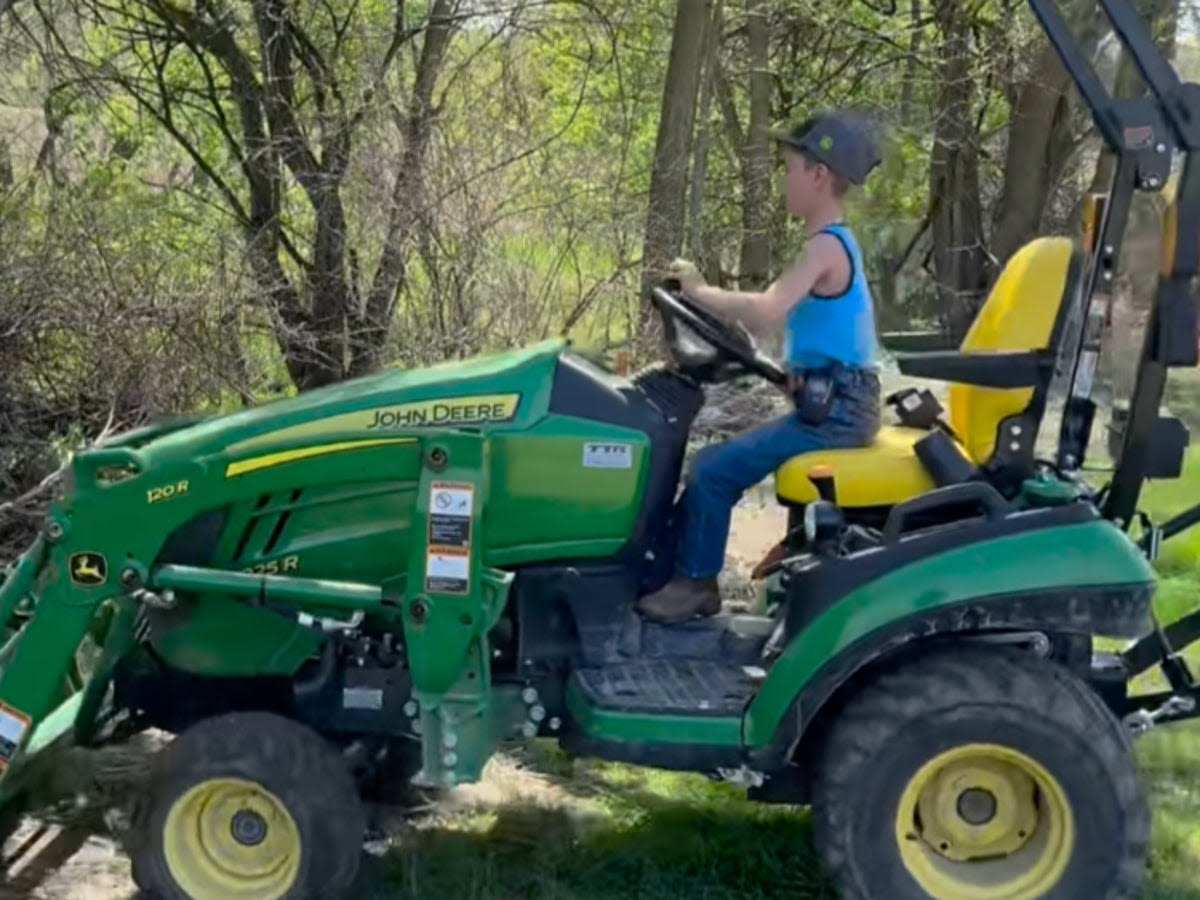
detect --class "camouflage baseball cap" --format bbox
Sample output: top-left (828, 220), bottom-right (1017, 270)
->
top-left (767, 111), bottom-right (882, 185)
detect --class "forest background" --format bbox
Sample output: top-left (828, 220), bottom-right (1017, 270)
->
top-left (6, 4), bottom-right (1200, 896)
top-left (0, 0), bottom-right (1195, 506)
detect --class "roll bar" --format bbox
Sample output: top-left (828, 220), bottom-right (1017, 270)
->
top-left (1027, 0), bottom-right (1198, 527)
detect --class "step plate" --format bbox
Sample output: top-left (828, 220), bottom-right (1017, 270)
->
top-left (571, 660), bottom-right (756, 717)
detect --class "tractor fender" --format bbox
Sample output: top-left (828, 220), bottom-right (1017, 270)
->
top-left (741, 517), bottom-right (1156, 767)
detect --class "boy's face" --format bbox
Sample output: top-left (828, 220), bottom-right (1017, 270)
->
top-left (781, 149), bottom-right (831, 217)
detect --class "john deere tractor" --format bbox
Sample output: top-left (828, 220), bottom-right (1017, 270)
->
top-left (2, 0), bottom-right (1200, 897)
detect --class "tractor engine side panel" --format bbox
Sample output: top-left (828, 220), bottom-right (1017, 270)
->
top-left (482, 354), bottom-right (702, 566)
top-left (129, 349), bottom-right (700, 682)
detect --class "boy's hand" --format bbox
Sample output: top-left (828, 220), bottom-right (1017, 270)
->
top-left (667, 258), bottom-right (706, 295)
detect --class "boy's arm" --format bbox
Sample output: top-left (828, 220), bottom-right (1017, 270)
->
top-left (678, 234), bottom-right (846, 334)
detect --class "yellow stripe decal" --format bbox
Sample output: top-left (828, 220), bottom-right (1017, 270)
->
top-left (225, 438), bottom-right (417, 478)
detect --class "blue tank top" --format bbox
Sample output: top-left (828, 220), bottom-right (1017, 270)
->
top-left (783, 223), bottom-right (879, 372)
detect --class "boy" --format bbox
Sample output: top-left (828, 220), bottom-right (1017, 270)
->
top-left (637, 111), bottom-right (884, 625)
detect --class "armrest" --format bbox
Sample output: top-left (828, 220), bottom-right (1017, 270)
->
top-left (879, 330), bottom-right (959, 353)
top-left (894, 349), bottom-right (1047, 388)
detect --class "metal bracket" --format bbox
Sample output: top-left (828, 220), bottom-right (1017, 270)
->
top-left (718, 765), bottom-right (766, 788)
top-left (1110, 98), bottom-right (1173, 190)
top-left (1147, 525), bottom-right (1163, 562)
top-left (297, 610), bottom-right (364, 633)
top-left (963, 631), bottom-right (1052, 657)
top-left (1123, 694), bottom-right (1195, 737)
top-left (131, 587), bottom-right (177, 610)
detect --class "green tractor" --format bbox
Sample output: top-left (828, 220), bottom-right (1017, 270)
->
top-left (1, 1), bottom-right (1198, 898)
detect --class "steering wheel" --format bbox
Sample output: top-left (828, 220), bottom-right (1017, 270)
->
top-left (650, 285), bottom-right (788, 386)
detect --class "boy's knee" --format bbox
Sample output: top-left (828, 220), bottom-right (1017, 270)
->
top-left (686, 442), bottom-right (742, 494)
top-left (686, 444), bottom-right (719, 487)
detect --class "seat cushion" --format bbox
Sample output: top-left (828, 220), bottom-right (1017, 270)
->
top-left (775, 426), bottom-right (962, 508)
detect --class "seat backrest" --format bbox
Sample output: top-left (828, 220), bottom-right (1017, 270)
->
top-left (948, 237), bottom-right (1079, 462)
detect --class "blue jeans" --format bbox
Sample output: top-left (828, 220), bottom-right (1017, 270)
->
top-left (664, 369), bottom-right (881, 580)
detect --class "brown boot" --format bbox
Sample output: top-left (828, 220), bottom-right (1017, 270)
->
top-left (636, 575), bottom-right (721, 624)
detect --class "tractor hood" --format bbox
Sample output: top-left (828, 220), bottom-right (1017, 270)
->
top-left (111, 339), bottom-right (569, 469)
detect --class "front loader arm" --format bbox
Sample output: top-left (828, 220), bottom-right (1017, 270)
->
top-left (0, 424), bottom-right (539, 807)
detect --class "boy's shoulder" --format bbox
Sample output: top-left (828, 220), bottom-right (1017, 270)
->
top-left (810, 221), bottom-right (863, 254)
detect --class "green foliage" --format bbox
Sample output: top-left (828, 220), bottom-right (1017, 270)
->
top-left (0, 0), bottom-right (1104, 400)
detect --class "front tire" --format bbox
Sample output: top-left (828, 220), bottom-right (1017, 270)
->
top-left (812, 644), bottom-right (1149, 900)
top-left (129, 711), bottom-right (366, 899)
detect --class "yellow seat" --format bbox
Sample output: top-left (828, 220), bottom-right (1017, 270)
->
top-left (776, 426), bottom-right (941, 508)
top-left (776, 236), bottom-right (1081, 508)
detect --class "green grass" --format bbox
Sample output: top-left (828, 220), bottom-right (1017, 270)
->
top-left (368, 447), bottom-right (1200, 898)
top-left (364, 745), bottom-right (834, 900)
top-left (1135, 723), bottom-right (1200, 899)
top-left (1126, 446), bottom-right (1200, 898)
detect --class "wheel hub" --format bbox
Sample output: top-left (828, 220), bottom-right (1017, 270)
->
top-left (956, 787), bottom-right (998, 826)
top-left (231, 809), bottom-right (268, 847)
top-left (914, 755), bottom-right (1038, 860)
top-left (162, 778), bottom-right (301, 900)
top-left (896, 743), bottom-right (1074, 900)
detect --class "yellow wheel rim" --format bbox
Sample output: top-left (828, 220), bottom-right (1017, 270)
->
top-left (162, 777), bottom-right (301, 900)
top-left (896, 743), bottom-right (1075, 900)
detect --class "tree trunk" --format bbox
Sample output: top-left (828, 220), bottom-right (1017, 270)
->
top-left (899, 0), bottom-right (924, 124)
top-left (349, 0), bottom-right (457, 377)
top-left (929, 0), bottom-right (991, 339)
top-left (991, 41), bottom-right (1077, 265)
top-left (637, 0), bottom-right (713, 359)
top-left (738, 0), bottom-right (772, 290)
top-left (686, 0), bottom-right (724, 275)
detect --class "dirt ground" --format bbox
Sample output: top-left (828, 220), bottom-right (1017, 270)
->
top-left (0, 499), bottom-right (791, 900)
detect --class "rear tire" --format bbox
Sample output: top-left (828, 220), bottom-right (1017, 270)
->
top-left (129, 711), bottom-right (365, 899)
top-left (812, 644), bottom-right (1149, 900)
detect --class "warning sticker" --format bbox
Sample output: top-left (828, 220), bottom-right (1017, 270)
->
top-left (583, 442), bottom-right (633, 469)
top-left (426, 548), bottom-right (470, 594)
top-left (0, 702), bottom-right (31, 771)
top-left (428, 481), bottom-right (474, 549)
top-left (426, 481), bottom-right (475, 594)
top-left (430, 515), bottom-right (470, 546)
top-left (431, 482), bottom-right (474, 517)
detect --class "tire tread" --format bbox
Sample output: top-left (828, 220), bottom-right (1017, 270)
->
top-left (129, 711), bottom-right (365, 899)
top-left (812, 644), bottom-right (1149, 900)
